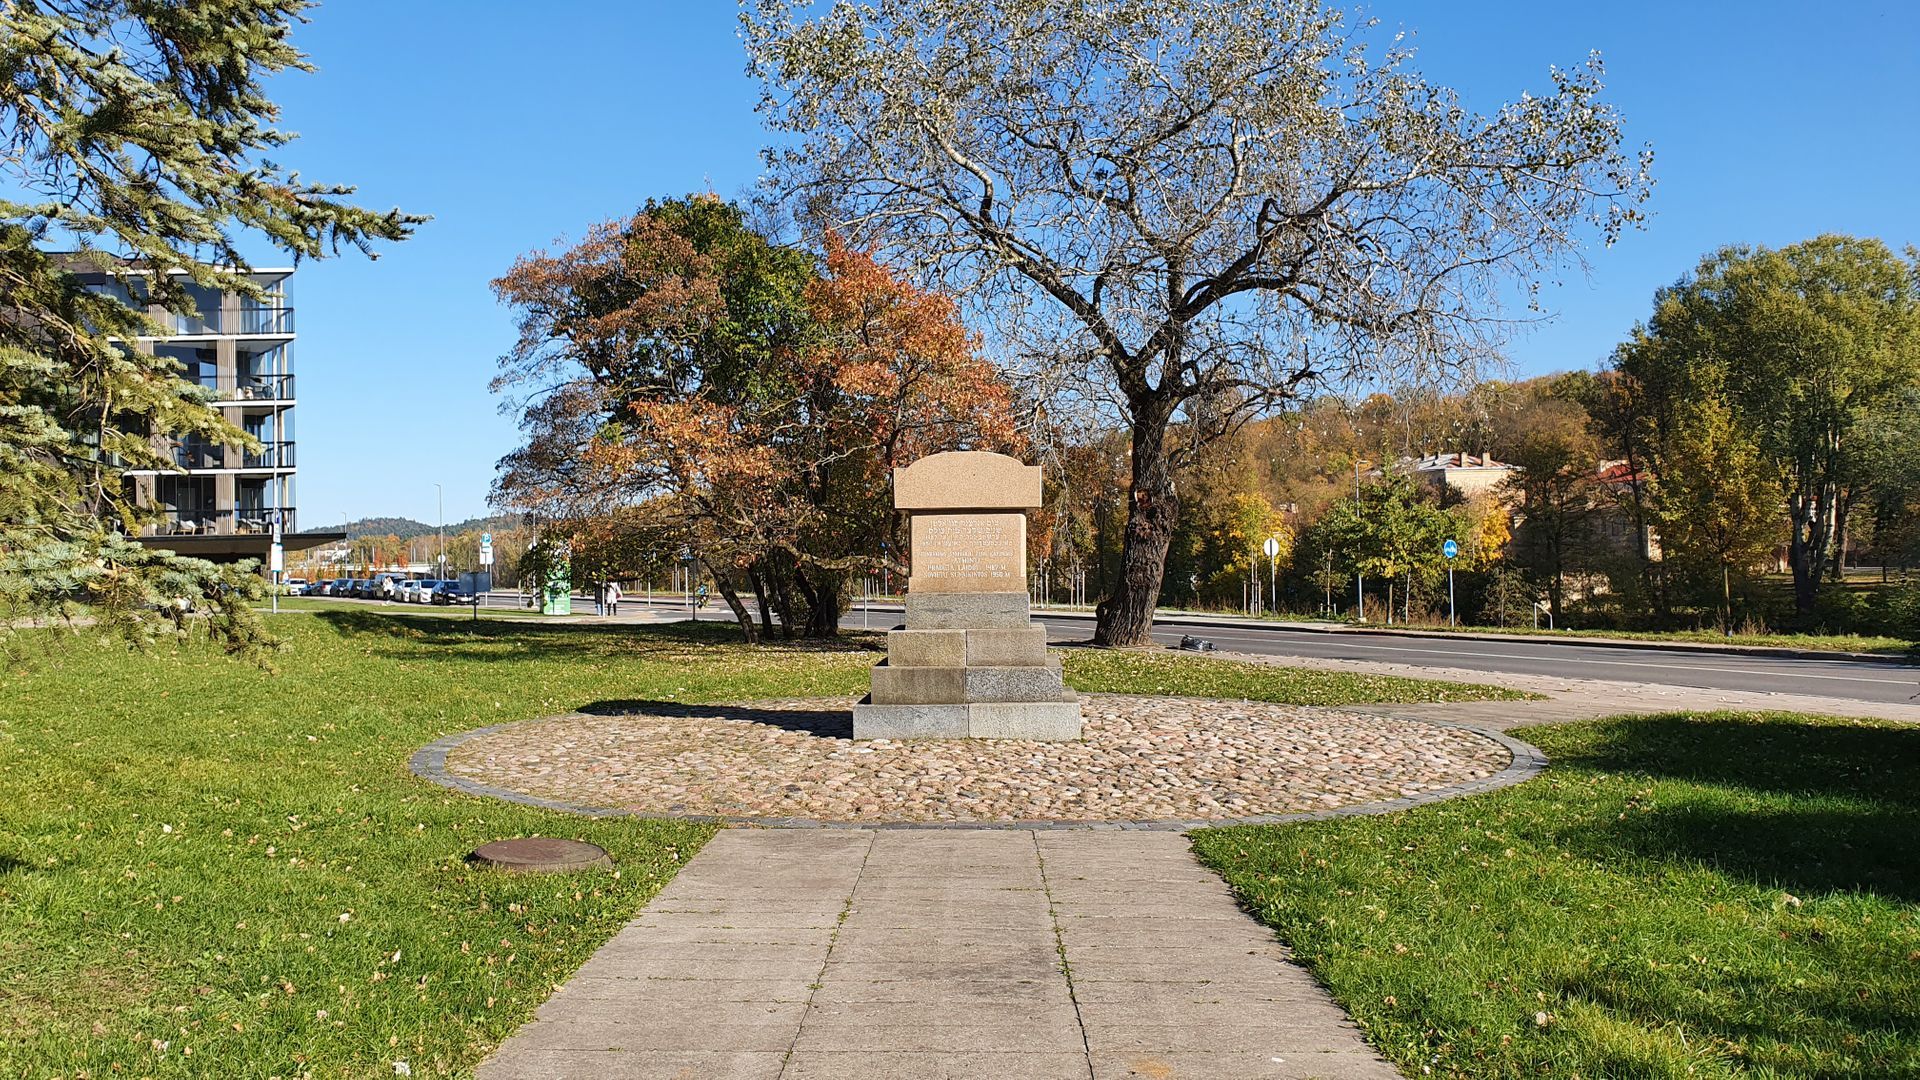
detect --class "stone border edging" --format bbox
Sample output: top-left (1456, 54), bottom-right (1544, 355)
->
top-left (407, 699), bottom-right (1548, 832)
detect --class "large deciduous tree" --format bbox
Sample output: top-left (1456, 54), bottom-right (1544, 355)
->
top-left (743, 0), bottom-right (1651, 645)
top-left (491, 197), bottom-right (1020, 640)
top-left (0, 0), bottom-right (417, 654)
top-left (1617, 236), bottom-right (1920, 613)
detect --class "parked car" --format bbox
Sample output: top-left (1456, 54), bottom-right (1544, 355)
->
top-left (344, 578), bottom-right (370, 598)
top-left (432, 580), bottom-right (475, 605)
top-left (280, 577), bottom-right (308, 595)
top-left (400, 579), bottom-right (437, 603)
top-left (326, 577), bottom-right (350, 596)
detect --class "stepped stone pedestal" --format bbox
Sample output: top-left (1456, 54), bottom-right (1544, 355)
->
top-left (852, 452), bottom-right (1082, 741)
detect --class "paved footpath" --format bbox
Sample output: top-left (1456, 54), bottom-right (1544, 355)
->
top-left (480, 829), bottom-right (1399, 1080)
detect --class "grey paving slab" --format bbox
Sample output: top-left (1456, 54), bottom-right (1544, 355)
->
top-left (516, 1017), bottom-right (802, 1053)
top-left (479, 827), bottom-right (1403, 1080)
top-left (479, 1046), bottom-right (788, 1080)
top-left (783, 1051), bottom-right (1092, 1079)
top-left (1092, 1050), bottom-right (1403, 1080)
top-left (540, 976), bottom-right (815, 1004)
top-left (1036, 830), bottom-right (1400, 1077)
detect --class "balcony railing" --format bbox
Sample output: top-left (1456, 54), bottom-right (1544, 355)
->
top-left (241, 441), bottom-right (296, 469)
top-left (160, 306), bottom-right (295, 336)
top-left (170, 443), bottom-right (224, 470)
top-left (162, 311), bottom-right (222, 336)
top-left (146, 507), bottom-right (295, 537)
top-left (235, 306), bottom-right (294, 335)
top-left (191, 372), bottom-right (294, 402)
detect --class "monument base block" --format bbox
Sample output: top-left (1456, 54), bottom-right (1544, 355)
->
top-left (852, 694), bottom-right (1083, 741)
top-left (904, 591), bottom-right (1032, 629)
top-left (869, 660), bottom-right (1067, 705)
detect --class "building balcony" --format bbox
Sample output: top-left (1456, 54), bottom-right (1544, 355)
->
top-left (234, 306), bottom-right (295, 336)
top-left (169, 443), bottom-right (225, 470)
top-left (192, 372), bottom-right (294, 402)
top-left (146, 507), bottom-right (295, 536)
top-left (159, 306), bottom-right (295, 337)
top-left (240, 441), bottom-right (296, 470)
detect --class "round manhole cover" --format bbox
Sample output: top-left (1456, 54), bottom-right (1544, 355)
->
top-left (470, 837), bottom-right (612, 873)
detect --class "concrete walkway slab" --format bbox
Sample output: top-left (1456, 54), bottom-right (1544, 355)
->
top-left (479, 829), bottom-right (1400, 1080)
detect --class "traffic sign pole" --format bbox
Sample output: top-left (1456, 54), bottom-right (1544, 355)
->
top-left (476, 531), bottom-right (494, 622)
top-left (1262, 536), bottom-right (1280, 618)
top-left (1442, 538), bottom-right (1459, 626)
top-left (269, 511), bottom-right (284, 614)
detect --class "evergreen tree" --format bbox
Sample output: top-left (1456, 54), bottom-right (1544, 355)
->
top-left (1649, 373), bottom-right (1783, 630)
top-left (0, 1), bottom-right (418, 653)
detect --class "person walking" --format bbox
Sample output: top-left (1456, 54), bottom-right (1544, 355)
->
top-left (606, 580), bottom-right (622, 617)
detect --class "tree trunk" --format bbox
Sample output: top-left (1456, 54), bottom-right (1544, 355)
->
top-left (1830, 490), bottom-right (1853, 583)
top-left (767, 556), bottom-right (800, 638)
top-left (705, 560), bottom-right (758, 643)
top-left (1093, 402), bottom-right (1179, 647)
top-left (810, 575), bottom-right (843, 637)
top-left (1789, 477), bottom-right (1835, 614)
top-left (791, 567), bottom-right (842, 639)
top-left (748, 562), bottom-right (776, 638)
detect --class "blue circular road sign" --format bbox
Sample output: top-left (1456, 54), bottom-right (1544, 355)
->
top-left (1443, 539), bottom-right (1459, 560)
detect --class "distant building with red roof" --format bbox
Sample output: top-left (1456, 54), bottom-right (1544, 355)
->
top-left (1403, 452), bottom-right (1517, 498)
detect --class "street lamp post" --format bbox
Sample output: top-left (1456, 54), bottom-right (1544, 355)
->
top-left (434, 483), bottom-right (445, 580)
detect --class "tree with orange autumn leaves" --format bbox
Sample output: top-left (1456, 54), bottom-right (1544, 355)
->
top-left (491, 195), bottom-right (1022, 640)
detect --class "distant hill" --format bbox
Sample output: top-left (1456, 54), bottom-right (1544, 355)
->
top-left (345, 514), bottom-right (518, 540)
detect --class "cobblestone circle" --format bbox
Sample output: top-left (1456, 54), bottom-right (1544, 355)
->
top-left (436, 694), bottom-right (1517, 825)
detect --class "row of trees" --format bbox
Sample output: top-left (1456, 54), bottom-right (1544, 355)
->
top-left (1613, 236), bottom-right (1920, 616)
top-left (492, 213), bottom-right (1917, 642)
top-left (1038, 236), bottom-right (1920, 636)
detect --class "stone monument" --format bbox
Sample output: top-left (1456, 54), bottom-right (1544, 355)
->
top-left (851, 451), bottom-right (1083, 741)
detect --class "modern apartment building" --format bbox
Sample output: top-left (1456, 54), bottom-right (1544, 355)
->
top-left (77, 265), bottom-right (343, 565)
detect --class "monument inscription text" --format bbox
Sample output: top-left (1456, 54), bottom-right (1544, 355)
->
top-left (909, 512), bottom-right (1025, 593)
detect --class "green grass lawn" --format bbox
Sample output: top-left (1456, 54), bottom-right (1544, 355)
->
top-left (0, 612), bottom-right (1512, 1077)
top-left (1193, 711), bottom-right (1920, 1079)
top-left (1060, 646), bottom-right (1531, 704)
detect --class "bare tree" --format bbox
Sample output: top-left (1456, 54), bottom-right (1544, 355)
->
top-left (743, 0), bottom-right (1651, 645)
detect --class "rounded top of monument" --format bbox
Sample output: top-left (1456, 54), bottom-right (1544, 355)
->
top-left (894, 450), bottom-right (1043, 511)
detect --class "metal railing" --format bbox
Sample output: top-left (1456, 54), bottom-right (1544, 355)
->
top-left (235, 306), bottom-right (294, 335)
top-left (144, 507), bottom-right (295, 536)
top-left (161, 306), bottom-right (295, 336)
top-left (170, 442), bottom-right (224, 470)
top-left (241, 441), bottom-right (295, 469)
top-left (190, 372), bottom-right (294, 401)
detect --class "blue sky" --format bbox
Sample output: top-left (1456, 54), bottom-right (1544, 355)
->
top-left (264, 1), bottom-right (1919, 528)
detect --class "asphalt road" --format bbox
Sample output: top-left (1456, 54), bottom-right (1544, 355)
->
top-left (1018, 611), bottom-right (1920, 706)
top-left (306, 593), bottom-right (1917, 706)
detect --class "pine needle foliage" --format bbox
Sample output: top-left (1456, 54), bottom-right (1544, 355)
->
top-left (0, 0), bottom-right (421, 657)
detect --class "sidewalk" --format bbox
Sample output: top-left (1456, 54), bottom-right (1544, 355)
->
top-left (480, 829), bottom-right (1398, 1080)
top-left (1217, 648), bottom-right (1920, 727)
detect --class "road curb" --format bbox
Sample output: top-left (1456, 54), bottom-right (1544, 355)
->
top-left (1015, 608), bottom-right (1916, 666)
